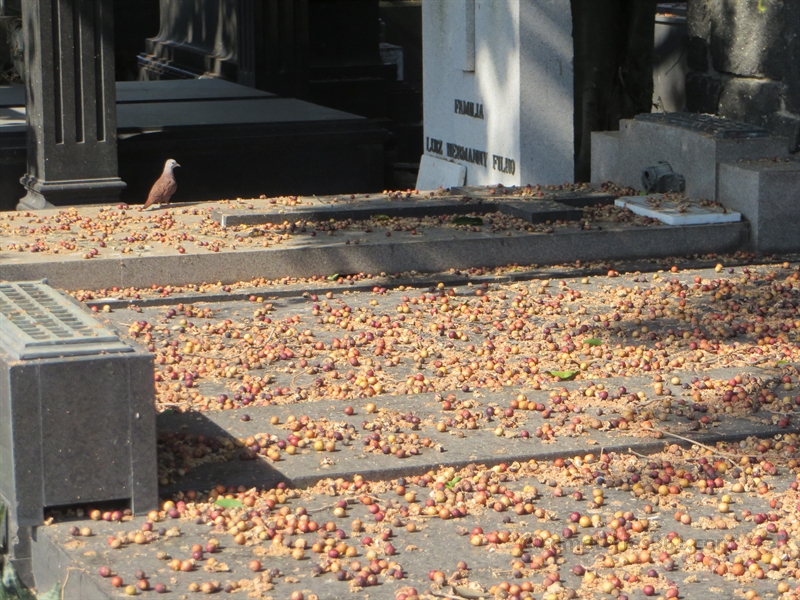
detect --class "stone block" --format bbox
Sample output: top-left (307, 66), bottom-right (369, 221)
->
top-left (707, 0), bottom-right (788, 79)
top-left (421, 0), bottom-right (574, 187)
top-left (590, 131), bottom-right (620, 184)
top-left (686, 36), bottom-right (709, 73)
top-left (765, 113), bottom-right (800, 153)
top-left (590, 113), bottom-right (788, 200)
top-left (718, 79), bottom-right (782, 127)
top-left (0, 281), bottom-right (157, 568)
top-left (685, 72), bottom-right (723, 114)
top-left (717, 159), bottom-right (800, 254)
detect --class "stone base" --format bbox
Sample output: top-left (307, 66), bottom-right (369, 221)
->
top-left (717, 159), bottom-right (800, 254)
top-left (18, 174), bottom-right (127, 210)
top-left (591, 114), bottom-right (789, 199)
top-left (1, 300), bottom-right (157, 564)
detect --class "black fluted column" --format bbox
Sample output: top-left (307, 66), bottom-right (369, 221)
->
top-left (19, 0), bottom-right (125, 209)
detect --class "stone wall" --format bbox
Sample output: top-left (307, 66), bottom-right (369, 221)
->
top-left (686, 0), bottom-right (800, 152)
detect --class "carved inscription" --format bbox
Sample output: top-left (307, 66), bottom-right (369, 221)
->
top-left (446, 142), bottom-right (488, 167)
top-left (426, 136), bottom-right (444, 155)
top-left (454, 99), bottom-right (485, 119)
top-left (492, 154), bottom-right (516, 175)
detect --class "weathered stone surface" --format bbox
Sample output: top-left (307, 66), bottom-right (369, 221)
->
top-left (707, 0), bottom-right (787, 79)
top-left (685, 36), bottom-right (709, 72)
top-left (0, 284), bottom-right (157, 581)
top-left (590, 114), bottom-right (788, 201)
top-left (718, 79), bottom-right (782, 128)
top-left (686, 0), bottom-right (800, 150)
top-left (718, 159), bottom-right (800, 254)
top-left (685, 71), bottom-right (723, 114)
top-left (18, 0), bottom-right (126, 209)
top-left (765, 113), bottom-right (800, 153)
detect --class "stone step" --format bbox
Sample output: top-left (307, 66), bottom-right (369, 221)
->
top-left (0, 200), bottom-right (747, 291)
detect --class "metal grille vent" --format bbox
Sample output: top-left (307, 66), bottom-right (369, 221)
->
top-left (0, 280), bottom-right (132, 359)
top-left (636, 112), bottom-right (770, 139)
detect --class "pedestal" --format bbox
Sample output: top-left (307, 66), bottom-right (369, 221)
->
top-left (0, 281), bottom-right (157, 584)
top-left (19, 0), bottom-right (125, 209)
top-left (419, 0), bottom-right (574, 189)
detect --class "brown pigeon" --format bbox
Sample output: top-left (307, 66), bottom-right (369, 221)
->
top-left (144, 159), bottom-right (180, 209)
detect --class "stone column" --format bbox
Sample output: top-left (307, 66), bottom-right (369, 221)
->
top-left (19, 0), bottom-right (125, 210)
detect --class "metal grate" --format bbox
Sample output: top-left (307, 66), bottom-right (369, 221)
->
top-left (636, 112), bottom-right (770, 139)
top-left (0, 280), bottom-right (132, 359)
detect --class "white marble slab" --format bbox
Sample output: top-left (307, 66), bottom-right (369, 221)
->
top-left (422, 0), bottom-right (574, 187)
top-left (415, 154), bottom-right (467, 190)
top-left (615, 195), bottom-right (742, 225)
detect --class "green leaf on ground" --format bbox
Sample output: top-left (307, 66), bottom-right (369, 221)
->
top-left (549, 370), bottom-right (578, 381)
top-left (776, 360), bottom-right (789, 366)
top-left (445, 476), bottom-right (461, 489)
top-left (373, 214), bottom-right (390, 221)
top-left (214, 498), bottom-right (244, 509)
top-left (326, 274), bottom-right (340, 281)
top-left (585, 338), bottom-right (602, 346)
top-left (451, 216), bottom-right (483, 226)
top-left (37, 584), bottom-right (62, 600)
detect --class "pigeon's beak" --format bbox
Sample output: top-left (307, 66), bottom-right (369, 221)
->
top-left (175, 163), bottom-right (181, 168)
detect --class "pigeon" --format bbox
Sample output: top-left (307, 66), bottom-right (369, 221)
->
top-left (144, 159), bottom-right (180, 209)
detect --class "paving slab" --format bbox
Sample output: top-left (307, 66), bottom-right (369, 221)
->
top-left (0, 210), bottom-right (748, 291)
top-left (18, 261), bottom-right (800, 598)
top-left (72, 265), bottom-right (798, 499)
top-left (212, 197), bottom-right (584, 228)
top-left (155, 394), bottom-right (793, 495)
top-left (29, 439), bottom-right (800, 600)
top-left (615, 196), bottom-right (741, 226)
top-left (0, 80), bottom-right (275, 109)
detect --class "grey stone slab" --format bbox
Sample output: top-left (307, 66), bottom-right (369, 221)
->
top-left (163, 407), bottom-right (791, 496)
top-left (114, 79), bottom-right (276, 104)
top-left (8, 558), bottom-right (34, 590)
top-left (156, 372), bottom-right (793, 495)
top-left (128, 355), bottom-right (160, 516)
top-left (1, 80), bottom-right (276, 109)
top-left (499, 201), bottom-right (582, 223)
top-left (31, 469), bottom-right (798, 600)
top-left (39, 356), bottom-right (133, 507)
top-left (718, 159), bottom-right (800, 254)
top-left (6, 359), bottom-right (44, 527)
top-left (591, 115), bottom-right (789, 200)
top-left (32, 527), bottom-right (109, 599)
top-left (589, 131), bottom-right (621, 183)
top-left (0, 221), bottom-right (748, 291)
top-left (213, 199), bottom-right (499, 228)
top-left (446, 186), bottom-right (614, 206)
top-left (213, 198), bottom-right (586, 228)
top-left (117, 98), bottom-right (367, 132)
